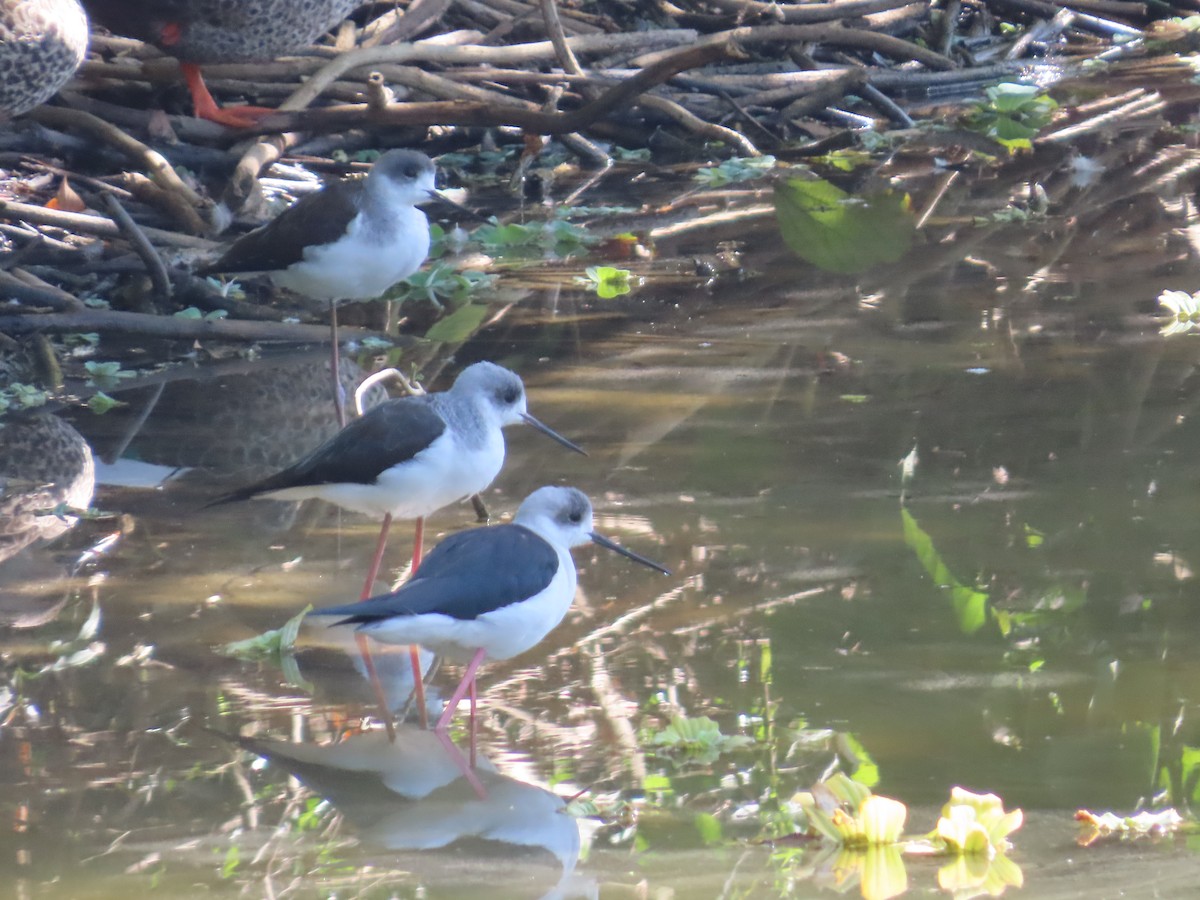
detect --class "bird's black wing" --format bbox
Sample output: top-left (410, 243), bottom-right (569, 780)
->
top-left (313, 525), bottom-right (560, 622)
top-left (198, 178), bottom-right (366, 276)
top-left (207, 396), bottom-right (446, 504)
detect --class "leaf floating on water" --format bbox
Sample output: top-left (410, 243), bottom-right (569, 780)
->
top-left (220, 605), bottom-right (311, 660)
top-left (774, 177), bottom-right (915, 274)
top-left (646, 715), bottom-right (753, 764)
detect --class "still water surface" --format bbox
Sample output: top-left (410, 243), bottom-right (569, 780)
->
top-left (6, 81), bottom-right (1200, 896)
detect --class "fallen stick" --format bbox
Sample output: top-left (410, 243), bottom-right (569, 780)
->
top-left (0, 309), bottom-right (385, 343)
top-left (247, 41), bottom-right (741, 135)
top-left (704, 0), bottom-right (928, 23)
top-left (0, 199), bottom-right (216, 249)
top-left (25, 106), bottom-right (209, 215)
top-left (635, 23), bottom-right (958, 70)
top-left (0, 269), bottom-right (85, 311)
top-left (102, 193), bottom-right (173, 305)
top-left (273, 30), bottom-right (702, 111)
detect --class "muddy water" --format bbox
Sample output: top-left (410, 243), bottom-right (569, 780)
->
top-left (8, 79), bottom-right (1200, 899)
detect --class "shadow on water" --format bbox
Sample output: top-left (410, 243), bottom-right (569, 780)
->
top-left (11, 58), bottom-right (1200, 897)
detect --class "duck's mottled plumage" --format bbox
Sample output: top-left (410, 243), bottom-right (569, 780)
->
top-left (83, 0), bottom-right (361, 64)
top-left (0, 0), bottom-right (89, 120)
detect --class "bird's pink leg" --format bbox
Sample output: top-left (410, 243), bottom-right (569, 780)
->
top-left (355, 634), bottom-right (395, 742)
top-left (360, 514), bottom-right (392, 600)
top-left (412, 516), bottom-right (424, 569)
top-left (435, 648), bottom-right (487, 731)
top-left (329, 302), bottom-right (346, 428)
top-left (432, 728), bottom-right (487, 800)
top-left (469, 676), bottom-right (478, 768)
top-left (409, 515), bottom-right (428, 728)
top-left (356, 514), bottom-right (393, 739)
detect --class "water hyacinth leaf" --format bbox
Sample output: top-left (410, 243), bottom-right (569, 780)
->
top-left (937, 787), bottom-right (1023, 856)
top-left (986, 82), bottom-right (1044, 111)
top-left (423, 303), bottom-right (489, 343)
top-left (901, 507), bottom-right (990, 634)
top-left (647, 715), bottom-right (753, 763)
top-left (860, 795), bottom-right (907, 844)
top-left (774, 177), bottom-right (914, 274)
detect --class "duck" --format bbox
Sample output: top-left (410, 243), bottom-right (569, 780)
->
top-left (0, 0), bottom-right (89, 121)
top-left (82, 0), bottom-right (362, 127)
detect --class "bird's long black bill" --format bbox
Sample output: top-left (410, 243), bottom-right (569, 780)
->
top-left (520, 412), bottom-right (587, 456)
top-left (427, 189), bottom-right (490, 223)
top-left (590, 532), bottom-right (671, 575)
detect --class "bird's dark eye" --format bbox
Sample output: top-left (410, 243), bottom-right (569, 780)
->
top-left (568, 511), bottom-right (583, 524)
top-left (403, 165), bottom-right (418, 178)
top-left (501, 387), bottom-right (520, 405)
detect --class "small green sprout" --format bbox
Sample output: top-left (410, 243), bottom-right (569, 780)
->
top-left (87, 391), bottom-right (125, 415)
top-left (645, 715), bottom-right (752, 764)
top-left (577, 266), bottom-right (634, 299)
top-left (84, 360), bottom-right (135, 387)
top-left (966, 82), bottom-right (1058, 151)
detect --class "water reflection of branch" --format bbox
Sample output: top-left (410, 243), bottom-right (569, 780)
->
top-left (587, 646), bottom-right (647, 782)
top-left (673, 586), bottom-right (830, 635)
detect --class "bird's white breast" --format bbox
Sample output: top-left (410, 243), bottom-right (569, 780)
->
top-left (271, 205), bottom-right (430, 301)
top-left (360, 546), bottom-right (577, 661)
top-left (268, 424), bottom-right (505, 520)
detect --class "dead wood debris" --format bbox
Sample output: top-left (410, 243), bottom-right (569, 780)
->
top-left (0, 0), bottom-right (1165, 355)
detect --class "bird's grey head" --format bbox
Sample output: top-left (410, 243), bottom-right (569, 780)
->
top-left (452, 362), bottom-right (527, 424)
top-left (514, 486), bottom-right (672, 575)
top-left (368, 150), bottom-right (437, 206)
top-left (514, 486), bottom-right (594, 548)
top-left (451, 362), bottom-right (587, 454)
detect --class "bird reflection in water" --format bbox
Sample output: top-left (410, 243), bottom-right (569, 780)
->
top-left (234, 727), bottom-right (589, 898)
top-left (0, 412), bottom-right (100, 628)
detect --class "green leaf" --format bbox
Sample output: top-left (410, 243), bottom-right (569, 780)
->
top-left (840, 733), bottom-right (881, 787)
top-left (220, 605), bottom-right (311, 660)
top-left (693, 812), bottom-right (723, 845)
top-left (775, 177), bottom-right (915, 274)
top-left (220, 844), bottom-right (240, 879)
top-left (901, 507), bottom-right (991, 634)
top-left (581, 266), bottom-right (633, 299)
top-left (174, 307), bottom-right (203, 319)
top-left (87, 391), bottom-right (124, 415)
top-left (643, 773), bottom-right (674, 792)
top-left (986, 83), bottom-right (1043, 112)
top-left (423, 303), bottom-right (489, 343)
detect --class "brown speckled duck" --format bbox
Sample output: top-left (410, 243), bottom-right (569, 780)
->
top-left (0, 0), bottom-right (89, 121)
top-left (83, 0), bottom-right (363, 127)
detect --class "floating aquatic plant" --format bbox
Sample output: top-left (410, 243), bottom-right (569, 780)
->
top-left (935, 788), bottom-right (1023, 857)
top-left (792, 773), bottom-right (907, 847)
top-left (1158, 289), bottom-right (1200, 335)
top-left (1074, 808), bottom-right (1185, 845)
top-left (937, 852), bottom-right (1025, 897)
top-left (577, 265), bottom-right (634, 298)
